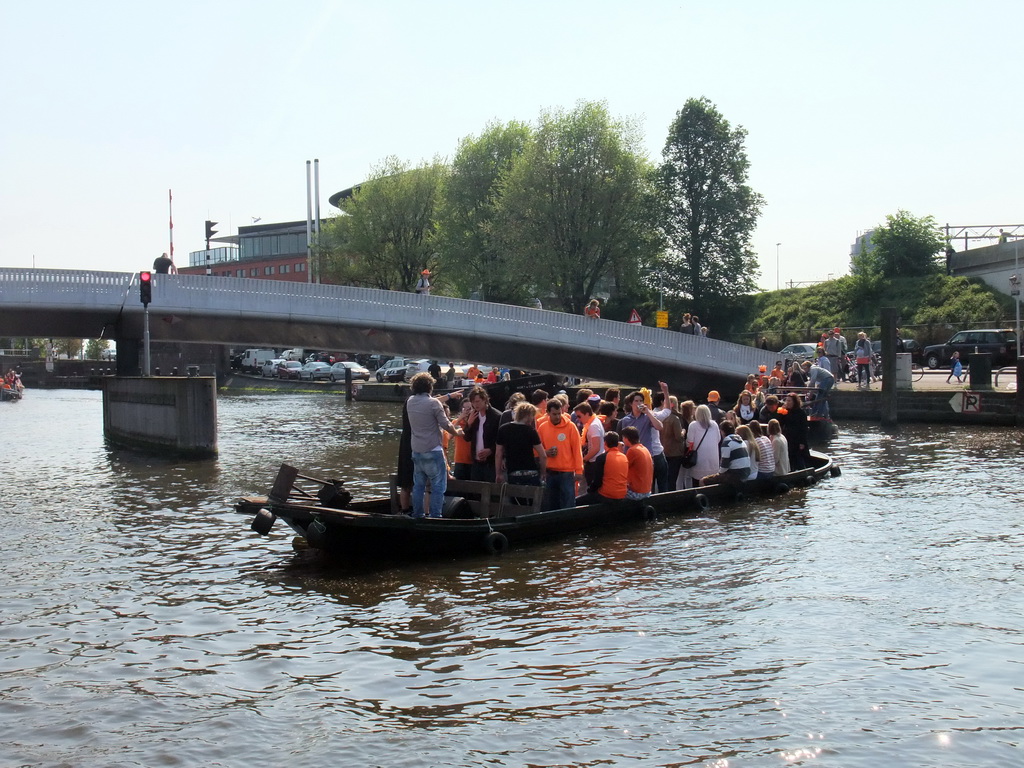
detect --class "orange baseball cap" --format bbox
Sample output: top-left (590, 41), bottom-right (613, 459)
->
top-left (707, 390), bottom-right (720, 402)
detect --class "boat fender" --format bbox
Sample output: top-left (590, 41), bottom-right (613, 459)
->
top-left (775, 482), bottom-right (790, 495)
top-left (733, 489), bottom-right (746, 504)
top-left (830, 465), bottom-right (842, 477)
top-left (484, 531), bottom-right (509, 555)
top-left (306, 518), bottom-right (328, 548)
top-left (643, 505), bottom-right (657, 522)
top-left (694, 494), bottom-right (710, 512)
top-left (250, 508), bottom-right (276, 535)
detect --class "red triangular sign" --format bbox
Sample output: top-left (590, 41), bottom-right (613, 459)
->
top-left (628, 309), bottom-right (642, 324)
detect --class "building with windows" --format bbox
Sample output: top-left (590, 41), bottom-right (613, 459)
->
top-left (179, 220), bottom-right (310, 282)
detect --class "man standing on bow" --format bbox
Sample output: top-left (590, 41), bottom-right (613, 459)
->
top-left (406, 373), bottom-right (464, 518)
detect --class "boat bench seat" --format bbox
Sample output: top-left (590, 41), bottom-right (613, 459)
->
top-left (445, 479), bottom-right (544, 518)
top-left (387, 475), bottom-right (544, 518)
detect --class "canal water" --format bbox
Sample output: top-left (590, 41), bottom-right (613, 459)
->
top-left (1, 390), bottom-right (1022, 768)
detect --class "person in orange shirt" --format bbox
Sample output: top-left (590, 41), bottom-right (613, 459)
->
top-left (536, 399), bottom-right (584, 511)
top-left (451, 398), bottom-right (475, 480)
top-left (620, 425), bottom-right (654, 500)
top-left (576, 431), bottom-right (628, 504)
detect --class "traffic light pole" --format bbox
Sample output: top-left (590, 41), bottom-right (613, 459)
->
top-left (143, 305), bottom-right (151, 376)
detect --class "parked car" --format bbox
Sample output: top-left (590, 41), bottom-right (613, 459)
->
top-left (262, 358), bottom-right (285, 377)
top-left (778, 343), bottom-right (818, 361)
top-left (404, 359), bottom-right (471, 382)
top-left (870, 339), bottom-right (922, 364)
top-left (276, 360), bottom-right (303, 379)
top-left (329, 361), bottom-right (370, 382)
top-left (375, 357), bottom-right (411, 382)
top-left (923, 329), bottom-right (1018, 369)
top-left (299, 361), bottom-right (333, 381)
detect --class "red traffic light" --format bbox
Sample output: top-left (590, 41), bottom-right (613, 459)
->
top-left (139, 270), bottom-right (153, 305)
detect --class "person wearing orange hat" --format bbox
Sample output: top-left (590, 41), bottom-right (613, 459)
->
top-left (706, 390), bottom-right (725, 423)
top-left (415, 268), bottom-right (432, 296)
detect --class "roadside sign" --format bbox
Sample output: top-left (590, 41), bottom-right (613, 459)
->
top-left (655, 310), bottom-right (668, 328)
top-left (949, 391), bottom-right (982, 414)
top-left (628, 309), bottom-right (642, 325)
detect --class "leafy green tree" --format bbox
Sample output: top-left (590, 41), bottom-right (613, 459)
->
top-left (495, 101), bottom-right (658, 313)
top-left (85, 339), bottom-right (108, 359)
top-left (657, 97), bottom-right (764, 314)
top-left (435, 120), bottom-right (534, 303)
top-left (319, 156), bottom-right (448, 292)
top-left (54, 339), bottom-right (83, 359)
top-left (851, 210), bottom-right (944, 279)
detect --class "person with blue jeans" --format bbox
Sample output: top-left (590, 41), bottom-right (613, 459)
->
top-left (406, 372), bottom-right (464, 518)
top-left (802, 360), bottom-right (835, 418)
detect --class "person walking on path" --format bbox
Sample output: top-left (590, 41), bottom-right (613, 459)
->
top-left (946, 351), bottom-right (964, 384)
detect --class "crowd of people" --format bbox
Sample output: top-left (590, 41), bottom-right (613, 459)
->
top-left (398, 372), bottom-right (817, 518)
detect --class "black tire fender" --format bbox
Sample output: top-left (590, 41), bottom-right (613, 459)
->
top-left (306, 518), bottom-right (328, 548)
top-left (775, 482), bottom-right (790, 495)
top-left (830, 465), bottom-right (842, 477)
top-left (694, 493), bottom-right (710, 512)
top-left (643, 505), bottom-right (657, 521)
top-left (484, 531), bottom-right (509, 555)
top-left (250, 508), bottom-right (276, 535)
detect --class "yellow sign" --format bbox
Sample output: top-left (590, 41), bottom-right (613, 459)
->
top-left (656, 310), bottom-right (668, 328)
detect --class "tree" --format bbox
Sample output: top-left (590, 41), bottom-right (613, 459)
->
top-left (852, 210), bottom-right (944, 279)
top-left (54, 339), bottom-right (83, 359)
top-left (657, 97), bottom-right (764, 315)
top-left (85, 339), bottom-right (108, 360)
top-left (435, 120), bottom-right (534, 303)
top-left (319, 156), bottom-right (448, 292)
top-left (495, 101), bottom-right (658, 314)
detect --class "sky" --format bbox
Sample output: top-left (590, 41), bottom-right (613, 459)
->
top-left (2, 0), bottom-right (1021, 291)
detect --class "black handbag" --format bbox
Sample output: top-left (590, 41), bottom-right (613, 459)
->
top-left (680, 427), bottom-right (708, 468)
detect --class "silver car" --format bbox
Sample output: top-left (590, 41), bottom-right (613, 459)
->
top-left (298, 361), bottom-right (333, 381)
top-left (261, 358), bottom-right (285, 377)
top-left (778, 343), bottom-right (818, 361)
top-left (329, 361), bottom-right (370, 382)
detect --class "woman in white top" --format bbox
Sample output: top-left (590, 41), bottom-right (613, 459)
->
top-left (768, 418), bottom-right (790, 475)
top-left (687, 404), bottom-right (722, 487)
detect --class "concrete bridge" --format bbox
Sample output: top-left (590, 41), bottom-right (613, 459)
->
top-left (0, 268), bottom-right (775, 395)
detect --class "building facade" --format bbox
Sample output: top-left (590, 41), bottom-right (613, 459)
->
top-left (178, 220), bottom-right (312, 282)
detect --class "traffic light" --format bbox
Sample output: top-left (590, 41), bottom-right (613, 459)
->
top-left (205, 220), bottom-right (218, 241)
top-left (139, 271), bottom-right (152, 306)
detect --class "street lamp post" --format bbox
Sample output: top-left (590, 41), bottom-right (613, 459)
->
top-left (776, 243), bottom-right (781, 291)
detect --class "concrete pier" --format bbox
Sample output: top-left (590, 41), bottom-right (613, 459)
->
top-left (103, 377), bottom-right (217, 457)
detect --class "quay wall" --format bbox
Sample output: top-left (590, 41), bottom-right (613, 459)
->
top-left (103, 377), bottom-right (218, 458)
top-left (833, 389), bottom-right (1017, 426)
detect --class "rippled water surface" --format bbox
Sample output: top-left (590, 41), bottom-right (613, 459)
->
top-left (1, 390), bottom-right (1022, 767)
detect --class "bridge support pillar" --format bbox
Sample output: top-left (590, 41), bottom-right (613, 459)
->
top-left (115, 337), bottom-right (140, 377)
top-left (102, 376), bottom-right (217, 458)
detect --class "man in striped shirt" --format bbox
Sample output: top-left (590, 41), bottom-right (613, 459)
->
top-left (701, 422), bottom-right (750, 488)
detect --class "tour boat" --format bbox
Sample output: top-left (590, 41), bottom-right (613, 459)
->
top-left (238, 452), bottom-right (838, 561)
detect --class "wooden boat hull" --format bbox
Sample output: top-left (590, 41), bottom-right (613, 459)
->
top-left (239, 451), bottom-right (836, 560)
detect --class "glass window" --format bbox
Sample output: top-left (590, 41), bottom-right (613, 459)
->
top-left (264, 266), bottom-right (273, 275)
top-left (250, 268), bottom-right (258, 276)
top-left (296, 262), bottom-right (305, 272)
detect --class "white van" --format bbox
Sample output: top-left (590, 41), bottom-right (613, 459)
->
top-left (241, 348), bottom-right (277, 373)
